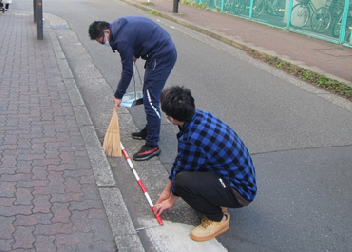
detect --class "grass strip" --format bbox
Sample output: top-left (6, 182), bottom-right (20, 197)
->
top-left (247, 50), bottom-right (352, 102)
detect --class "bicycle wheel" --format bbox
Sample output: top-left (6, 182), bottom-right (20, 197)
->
top-left (332, 14), bottom-right (342, 37)
top-left (252, 0), bottom-right (265, 17)
top-left (266, 0), bottom-right (276, 15)
top-left (311, 7), bottom-right (332, 33)
top-left (214, 0), bottom-right (222, 8)
top-left (290, 3), bottom-right (310, 29)
top-left (267, 0), bottom-right (285, 17)
top-left (232, 0), bottom-right (246, 14)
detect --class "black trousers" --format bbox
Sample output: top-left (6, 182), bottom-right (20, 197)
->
top-left (0, 3), bottom-right (9, 9)
top-left (174, 171), bottom-right (244, 222)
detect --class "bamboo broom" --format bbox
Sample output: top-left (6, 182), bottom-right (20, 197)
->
top-left (103, 109), bottom-right (122, 157)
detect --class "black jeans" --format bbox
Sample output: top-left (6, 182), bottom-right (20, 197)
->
top-left (174, 171), bottom-right (244, 222)
top-left (0, 3), bottom-right (9, 10)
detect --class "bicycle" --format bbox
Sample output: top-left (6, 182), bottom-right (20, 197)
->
top-left (231, 0), bottom-right (267, 16)
top-left (290, 0), bottom-right (332, 33)
top-left (332, 4), bottom-right (352, 38)
top-left (231, 0), bottom-right (247, 14)
top-left (251, 0), bottom-right (285, 17)
top-left (214, 0), bottom-right (220, 8)
top-left (213, 0), bottom-right (236, 10)
top-left (266, 0), bottom-right (286, 16)
top-left (225, 0), bottom-right (248, 15)
top-left (231, 0), bottom-right (284, 17)
top-left (219, 0), bottom-right (248, 13)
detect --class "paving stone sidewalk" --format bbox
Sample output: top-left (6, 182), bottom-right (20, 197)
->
top-left (0, 11), bottom-right (118, 252)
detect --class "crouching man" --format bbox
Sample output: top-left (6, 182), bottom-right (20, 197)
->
top-left (153, 86), bottom-right (257, 242)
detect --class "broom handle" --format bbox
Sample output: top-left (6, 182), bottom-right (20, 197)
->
top-left (120, 142), bottom-right (164, 226)
top-left (132, 67), bottom-right (137, 100)
top-left (134, 64), bottom-right (143, 86)
top-left (133, 65), bottom-right (143, 100)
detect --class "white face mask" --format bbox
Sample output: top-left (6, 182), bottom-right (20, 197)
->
top-left (104, 34), bottom-right (110, 47)
top-left (166, 116), bottom-right (174, 125)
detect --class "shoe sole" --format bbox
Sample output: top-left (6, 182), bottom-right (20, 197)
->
top-left (190, 225), bottom-right (229, 242)
top-left (132, 136), bottom-right (146, 140)
top-left (133, 148), bottom-right (161, 161)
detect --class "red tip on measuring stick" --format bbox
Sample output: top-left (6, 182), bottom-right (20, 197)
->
top-left (152, 206), bottom-right (164, 225)
top-left (155, 213), bottom-right (164, 225)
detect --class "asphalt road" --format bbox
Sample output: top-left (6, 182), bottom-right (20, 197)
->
top-left (13, 0), bottom-right (352, 251)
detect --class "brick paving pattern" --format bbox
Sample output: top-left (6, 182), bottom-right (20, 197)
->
top-left (0, 12), bottom-right (116, 252)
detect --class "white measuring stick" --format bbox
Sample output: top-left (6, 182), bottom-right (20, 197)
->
top-left (120, 142), bottom-right (163, 225)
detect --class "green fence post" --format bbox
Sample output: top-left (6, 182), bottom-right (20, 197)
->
top-left (339, 0), bottom-right (350, 44)
top-left (286, 0), bottom-right (294, 29)
top-left (249, 0), bottom-right (254, 18)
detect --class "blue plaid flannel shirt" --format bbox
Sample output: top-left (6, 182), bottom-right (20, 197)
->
top-left (169, 110), bottom-right (257, 201)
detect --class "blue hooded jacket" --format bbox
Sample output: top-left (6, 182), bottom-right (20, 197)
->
top-left (109, 16), bottom-right (175, 99)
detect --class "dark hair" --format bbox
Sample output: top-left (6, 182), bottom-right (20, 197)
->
top-left (160, 86), bottom-right (195, 122)
top-left (88, 21), bottom-right (110, 40)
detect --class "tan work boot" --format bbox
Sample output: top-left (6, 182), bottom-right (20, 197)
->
top-left (190, 213), bottom-right (230, 242)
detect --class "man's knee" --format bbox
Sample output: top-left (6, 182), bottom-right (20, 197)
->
top-left (174, 172), bottom-right (192, 193)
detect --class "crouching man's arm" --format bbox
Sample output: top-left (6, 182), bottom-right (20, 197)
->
top-left (154, 180), bottom-right (179, 215)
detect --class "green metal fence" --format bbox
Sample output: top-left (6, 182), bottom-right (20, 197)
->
top-left (199, 0), bottom-right (352, 47)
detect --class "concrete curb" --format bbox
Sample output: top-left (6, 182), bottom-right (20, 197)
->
top-left (45, 14), bottom-right (145, 252)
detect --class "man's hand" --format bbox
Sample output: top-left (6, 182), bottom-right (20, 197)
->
top-left (154, 180), bottom-right (179, 215)
top-left (154, 199), bottom-right (173, 215)
top-left (155, 189), bottom-right (171, 205)
top-left (113, 97), bottom-right (122, 111)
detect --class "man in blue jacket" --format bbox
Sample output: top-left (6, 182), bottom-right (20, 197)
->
top-left (89, 16), bottom-right (177, 161)
top-left (153, 86), bottom-right (257, 242)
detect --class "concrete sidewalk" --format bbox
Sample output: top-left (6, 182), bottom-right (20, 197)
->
top-left (124, 0), bottom-right (352, 86)
top-left (0, 11), bottom-right (142, 252)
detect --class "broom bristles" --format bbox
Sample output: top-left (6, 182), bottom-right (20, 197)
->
top-left (103, 109), bottom-right (122, 157)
